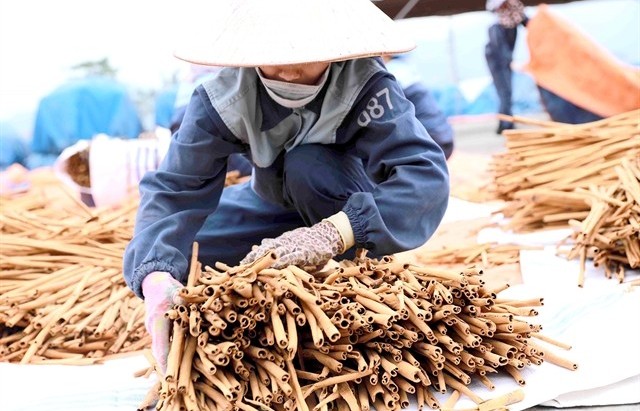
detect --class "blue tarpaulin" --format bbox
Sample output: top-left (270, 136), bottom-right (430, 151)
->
top-left (28, 77), bottom-right (142, 168)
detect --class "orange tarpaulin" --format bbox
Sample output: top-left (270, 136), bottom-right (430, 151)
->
top-left (523, 4), bottom-right (640, 118)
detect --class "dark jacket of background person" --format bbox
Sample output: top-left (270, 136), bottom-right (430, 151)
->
top-left (402, 81), bottom-right (454, 159)
top-left (384, 54), bottom-right (454, 160)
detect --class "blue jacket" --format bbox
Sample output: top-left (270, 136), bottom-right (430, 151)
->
top-left (123, 58), bottom-right (449, 297)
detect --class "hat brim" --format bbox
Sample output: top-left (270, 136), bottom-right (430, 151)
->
top-left (173, 0), bottom-right (416, 67)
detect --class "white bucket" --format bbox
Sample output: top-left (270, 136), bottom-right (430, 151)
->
top-left (54, 129), bottom-right (171, 207)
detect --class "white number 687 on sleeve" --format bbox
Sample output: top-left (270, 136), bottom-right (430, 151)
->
top-left (357, 87), bottom-right (394, 127)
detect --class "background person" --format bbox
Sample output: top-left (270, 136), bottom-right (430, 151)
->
top-left (484, 0), bottom-right (529, 134)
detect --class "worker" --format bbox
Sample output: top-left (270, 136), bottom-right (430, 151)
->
top-left (484, 0), bottom-right (529, 134)
top-left (124, 0), bottom-right (450, 371)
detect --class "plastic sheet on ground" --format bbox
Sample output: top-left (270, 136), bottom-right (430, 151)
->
top-left (441, 196), bottom-right (503, 224)
top-left (0, 354), bottom-right (155, 411)
top-left (477, 223), bottom-right (573, 247)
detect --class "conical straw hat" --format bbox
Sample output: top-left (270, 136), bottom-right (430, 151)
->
top-left (173, 0), bottom-right (416, 67)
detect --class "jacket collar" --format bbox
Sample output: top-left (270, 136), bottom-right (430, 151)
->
top-left (258, 76), bottom-right (327, 132)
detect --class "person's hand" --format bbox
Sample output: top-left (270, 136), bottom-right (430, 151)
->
top-left (241, 220), bottom-right (344, 269)
top-left (141, 271), bottom-right (184, 373)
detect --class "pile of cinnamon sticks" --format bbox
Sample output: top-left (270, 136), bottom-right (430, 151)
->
top-left (0, 187), bottom-right (146, 364)
top-left (489, 110), bottom-right (640, 232)
top-left (0, 168), bottom-right (258, 364)
top-left (416, 243), bottom-right (541, 269)
top-left (1, 170), bottom-right (578, 410)
top-left (561, 158), bottom-right (640, 286)
top-left (141, 247), bottom-right (576, 411)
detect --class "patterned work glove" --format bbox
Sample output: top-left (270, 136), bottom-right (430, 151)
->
top-left (141, 271), bottom-right (184, 373)
top-left (241, 220), bottom-right (344, 269)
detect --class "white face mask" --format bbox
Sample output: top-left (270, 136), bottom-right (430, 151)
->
top-left (256, 66), bottom-right (330, 108)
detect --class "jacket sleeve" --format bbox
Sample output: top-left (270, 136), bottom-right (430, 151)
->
top-left (123, 86), bottom-right (245, 298)
top-left (337, 73), bottom-right (450, 257)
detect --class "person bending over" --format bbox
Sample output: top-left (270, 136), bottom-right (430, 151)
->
top-left (123, 0), bottom-right (450, 370)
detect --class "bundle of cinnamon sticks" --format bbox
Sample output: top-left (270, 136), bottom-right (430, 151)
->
top-left (0, 187), bottom-right (146, 364)
top-left (140, 247), bottom-right (576, 411)
top-left (0, 169), bottom-right (249, 364)
top-left (489, 110), bottom-right (640, 232)
top-left (561, 158), bottom-right (640, 286)
top-left (1, 170), bottom-right (578, 410)
top-left (416, 243), bottom-right (541, 269)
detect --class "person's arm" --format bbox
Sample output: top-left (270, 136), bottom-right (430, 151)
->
top-left (337, 73), bottom-right (450, 256)
top-left (123, 86), bottom-right (246, 298)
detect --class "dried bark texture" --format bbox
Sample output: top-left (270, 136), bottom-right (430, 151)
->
top-left (144, 248), bottom-right (575, 411)
top-left (489, 110), bottom-right (640, 232)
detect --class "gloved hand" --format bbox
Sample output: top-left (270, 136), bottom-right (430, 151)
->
top-left (141, 271), bottom-right (184, 373)
top-left (241, 220), bottom-right (345, 269)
